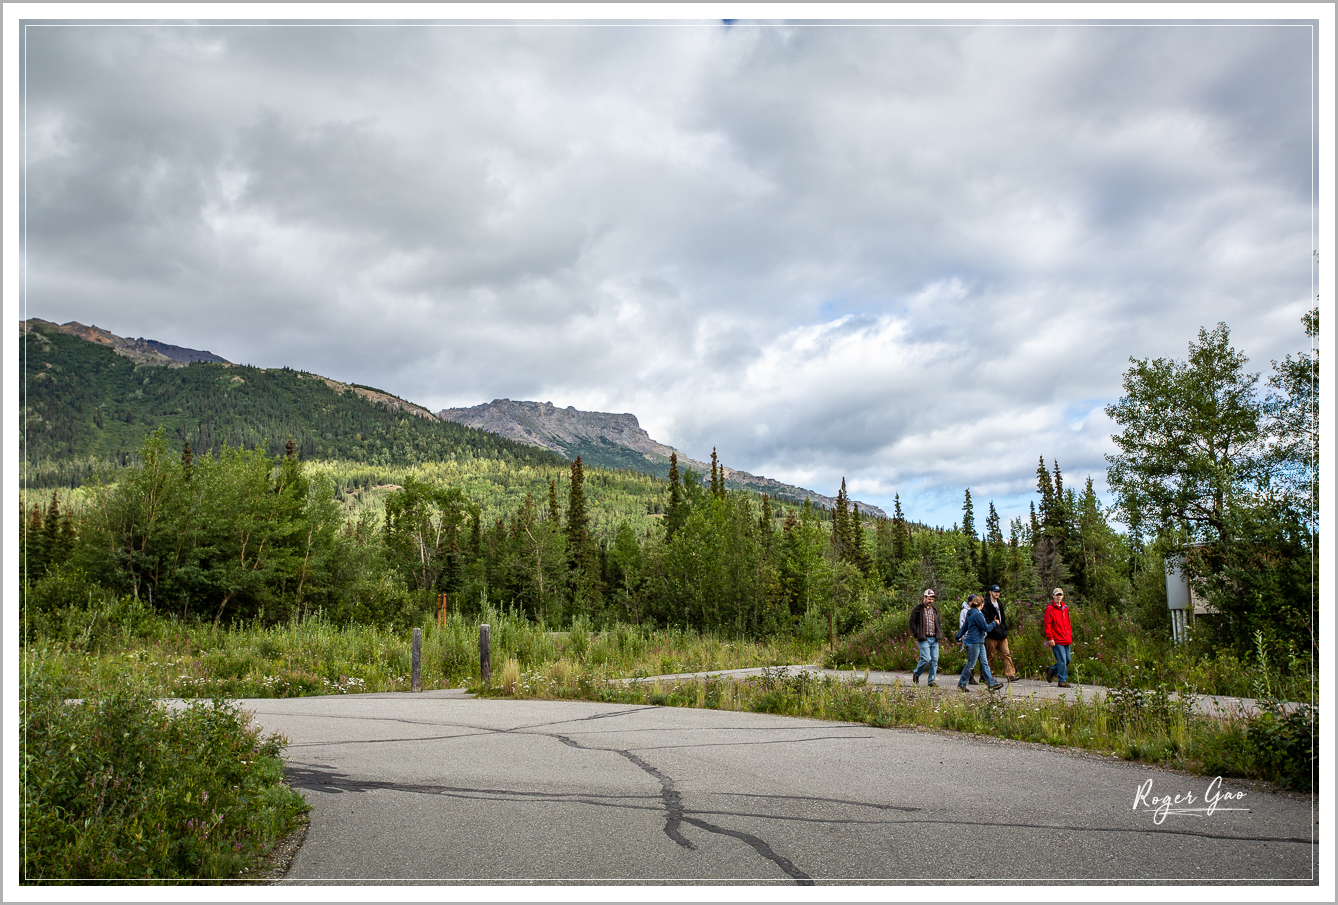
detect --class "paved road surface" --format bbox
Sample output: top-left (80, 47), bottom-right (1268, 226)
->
top-left (242, 692), bottom-right (1317, 885)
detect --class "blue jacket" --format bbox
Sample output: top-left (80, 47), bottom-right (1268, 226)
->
top-left (955, 608), bottom-right (997, 645)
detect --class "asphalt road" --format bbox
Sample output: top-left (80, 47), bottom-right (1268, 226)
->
top-left (241, 691), bottom-right (1317, 886)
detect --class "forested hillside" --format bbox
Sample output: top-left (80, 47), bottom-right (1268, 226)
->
top-left (20, 321), bottom-right (566, 487)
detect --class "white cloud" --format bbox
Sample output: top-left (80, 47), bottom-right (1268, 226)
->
top-left (19, 21), bottom-right (1316, 527)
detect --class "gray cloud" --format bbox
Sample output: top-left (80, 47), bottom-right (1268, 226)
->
top-left (19, 19), bottom-right (1316, 527)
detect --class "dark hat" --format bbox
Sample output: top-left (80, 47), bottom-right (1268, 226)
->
top-left (989, 585), bottom-right (1001, 592)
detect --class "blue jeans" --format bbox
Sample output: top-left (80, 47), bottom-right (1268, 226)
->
top-left (913, 639), bottom-right (939, 683)
top-left (1051, 643), bottom-right (1071, 682)
top-left (959, 642), bottom-right (995, 687)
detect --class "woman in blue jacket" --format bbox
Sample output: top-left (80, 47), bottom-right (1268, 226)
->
top-left (955, 594), bottom-right (1004, 691)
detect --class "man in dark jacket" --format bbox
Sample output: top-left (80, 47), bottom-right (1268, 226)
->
top-left (909, 589), bottom-right (943, 686)
top-left (981, 585), bottom-right (1016, 682)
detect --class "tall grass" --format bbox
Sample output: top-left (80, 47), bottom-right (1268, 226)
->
top-left (26, 602), bottom-right (826, 702)
top-left (484, 665), bottom-right (1316, 792)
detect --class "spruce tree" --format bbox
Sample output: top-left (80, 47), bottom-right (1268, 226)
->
top-left (1051, 460), bottom-right (1067, 532)
top-left (548, 479), bottom-right (560, 522)
top-left (892, 493), bottom-right (909, 564)
top-left (851, 506), bottom-right (869, 575)
top-left (665, 452), bottom-right (687, 539)
top-left (709, 447), bottom-right (724, 499)
top-left (469, 505), bottom-right (483, 558)
top-left (961, 488), bottom-right (979, 577)
top-left (25, 502), bottom-right (46, 582)
top-left (832, 478), bottom-right (852, 560)
top-left (984, 501), bottom-right (1003, 588)
top-left (567, 455), bottom-right (589, 554)
top-left (1036, 456), bottom-right (1057, 530)
top-left (40, 492), bottom-right (63, 577)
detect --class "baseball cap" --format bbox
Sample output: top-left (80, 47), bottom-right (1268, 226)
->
top-left (989, 585), bottom-right (1001, 592)
top-left (922, 589), bottom-right (936, 597)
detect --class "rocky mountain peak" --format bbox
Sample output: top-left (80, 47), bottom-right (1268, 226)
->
top-left (437, 398), bottom-right (887, 518)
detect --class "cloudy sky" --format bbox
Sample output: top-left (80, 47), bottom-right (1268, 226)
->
top-left (15, 13), bottom-right (1320, 528)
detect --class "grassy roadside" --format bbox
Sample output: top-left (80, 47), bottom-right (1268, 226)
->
top-left (476, 662), bottom-right (1317, 794)
top-left (27, 601), bottom-right (825, 701)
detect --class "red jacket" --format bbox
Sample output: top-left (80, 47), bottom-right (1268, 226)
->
top-left (1043, 601), bottom-right (1073, 645)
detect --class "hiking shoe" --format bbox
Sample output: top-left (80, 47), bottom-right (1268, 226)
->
top-left (988, 682), bottom-right (1004, 692)
top-left (1057, 681), bottom-right (1071, 688)
top-left (957, 685), bottom-right (969, 692)
top-left (927, 681), bottom-right (937, 687)
top-left (1007, 676), bottom-right (1019, 682)
top-left (1046, 666), bottom-right (1056, 682)
top-left (912, 672), bottom-right (920, 685)
top-left (968, 676), bottom-right (979, 685)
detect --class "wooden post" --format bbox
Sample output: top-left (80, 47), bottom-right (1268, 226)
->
top-left (480, 624), bottom-right (491, 684)
top-left (411, 628), bottom-right (422, 693)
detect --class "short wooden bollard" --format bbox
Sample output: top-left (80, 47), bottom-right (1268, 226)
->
top-left (411, 628), bottom-right (422, 693)
top-left (480, 624), bottom-right (491, 684)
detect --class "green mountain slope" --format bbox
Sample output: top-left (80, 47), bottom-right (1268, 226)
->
top-left (20, 321), bottom-right (567, 487)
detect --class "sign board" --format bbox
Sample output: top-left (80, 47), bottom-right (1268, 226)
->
top-left (1164, 555), bottom-right (1190, 611)
top-left (1164, 551), bottom-right (1219, 616)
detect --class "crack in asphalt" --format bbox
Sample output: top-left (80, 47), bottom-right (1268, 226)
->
top-left (613, 748), bottom-right (699, 852)
top-left (272, 704), bottom-right (1314, 883)
top-left (523, 733), bottom-right (815, 885)
top-left (284, 760), bottom-right (1316, 848)
top-left (678, 816), bottom-right (813, 885)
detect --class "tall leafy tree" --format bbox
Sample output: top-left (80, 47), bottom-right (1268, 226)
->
top-left (508, 492), bottom-right (567, 622)
top-left (1263, 307), bottom-right (1319, 527)
top-left (1105, 319), bottom-right (1313, 654)
top-left (383, 478), bottom-right (469, 596)
top-left (1105, 323), bottom-right (1263, 544)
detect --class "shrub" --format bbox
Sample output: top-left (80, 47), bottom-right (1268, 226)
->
top-left (1248, 702), bottom-right (1317, 792)
top-left (20, 666), bottom-right (308, 882)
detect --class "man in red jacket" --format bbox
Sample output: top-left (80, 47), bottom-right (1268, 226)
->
top-left (1043, 588), bottom-right (1073, 688)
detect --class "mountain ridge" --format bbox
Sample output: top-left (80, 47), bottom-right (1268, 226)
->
top-left (22, 318), bottom-right (886, 517)
top-left (439, 398), bottom-right (886, 518)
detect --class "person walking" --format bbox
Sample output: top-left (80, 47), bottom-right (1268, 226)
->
top-left (1043, 587), bottom-right (1073, 688)
top-left (954, 594), bottom-right (1003, 692)
top-left (957, 596), bottom-right (982, 684)
top-left (909, 589), bottom-right (943, 686)
top-left (981, 584), bottom-right (1016, 682)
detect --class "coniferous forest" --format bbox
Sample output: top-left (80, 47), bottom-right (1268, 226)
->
top-left (20, 312), bottom-right (1317, 689)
